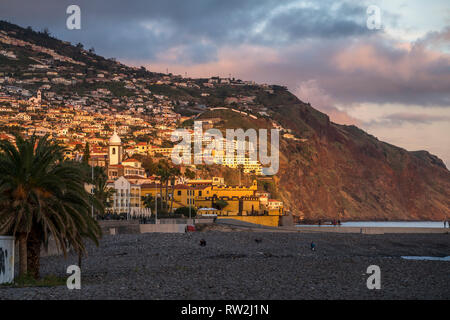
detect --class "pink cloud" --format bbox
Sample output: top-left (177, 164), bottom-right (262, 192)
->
top-left (294, 79), bottom-right (360, 125)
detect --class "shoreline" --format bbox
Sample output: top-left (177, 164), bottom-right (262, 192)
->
top-left (212, 219), bottom-right (450, 234)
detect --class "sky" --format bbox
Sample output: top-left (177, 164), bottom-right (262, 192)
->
top-left (1, 0), bottom-right (449, 167)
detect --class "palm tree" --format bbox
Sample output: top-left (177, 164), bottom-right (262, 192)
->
top-left (91, 166), bottom-right (114, 218)
top-left (156, 160), bottom-right (171, 213)
top-left (184, 168), bottom-right (196, 180)
top-left (169, 166), bottom-right (181, 214)
top-left (73, 143), bottom-right (83, 153)
top-left (141, 194), bottom-right (154, 209)
top-left (82, 142), bottom-right (90, 165)
top-left (237, 164), bottom-right (245, 186)
top-left (0, 134), bottom-right (102, 279)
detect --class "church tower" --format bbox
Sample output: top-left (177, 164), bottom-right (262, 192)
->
top-left (108, 131), bottom-right (122, 166)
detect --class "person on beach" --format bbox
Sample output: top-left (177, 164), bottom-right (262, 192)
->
top-left (310, 242), bottom-right (316, 251)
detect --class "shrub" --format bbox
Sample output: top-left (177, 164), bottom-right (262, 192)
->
top-left (174, 206), bottom-right (197, 218)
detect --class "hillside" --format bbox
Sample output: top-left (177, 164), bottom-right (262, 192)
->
top-left (197, 106), bottom-right (450, 220)
top-left (273, 104), bottom-right (450, 220)
top-left (1, 21), bottom-right (449, 221)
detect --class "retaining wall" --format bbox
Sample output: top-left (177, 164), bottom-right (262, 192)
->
top-left (217, 215), bottom-right (280, 227)
top-left (140, 224), bottom-right (187, 233)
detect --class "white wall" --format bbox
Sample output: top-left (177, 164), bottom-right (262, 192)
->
top-left (0, 236), bottom-right (15, 284)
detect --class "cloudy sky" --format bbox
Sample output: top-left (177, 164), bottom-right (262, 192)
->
top-left (1, 0), bottom-right (449, 167)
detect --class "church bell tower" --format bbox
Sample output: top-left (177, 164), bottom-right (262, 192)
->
top-left (108, 131), bottom-right (122, 166)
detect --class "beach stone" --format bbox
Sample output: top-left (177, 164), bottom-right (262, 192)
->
top-left (0, 232), bottom-right (448, 299)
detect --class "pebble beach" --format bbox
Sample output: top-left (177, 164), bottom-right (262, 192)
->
top-left (1, 230), bottom-right (449, 300)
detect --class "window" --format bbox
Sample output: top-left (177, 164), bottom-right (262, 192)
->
top-left (178, 191), bottom-right (181, 196)
top-left (198, 191), bottom-right (202, 196)
top-left (112, 148), bottom-right (116, 155)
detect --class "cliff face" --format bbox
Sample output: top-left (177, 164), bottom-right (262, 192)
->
top-left (199, 103), bottom-right (450, 221)
top-left (273, 103), bottom-right (450, 221)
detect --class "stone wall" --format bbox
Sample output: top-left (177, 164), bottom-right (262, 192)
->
top-left (217, 215), bottom-right (280, 227)
top-left (140, 224), bottom-right (187, 233)
top-left (98, 220), bottom-right (140, 235)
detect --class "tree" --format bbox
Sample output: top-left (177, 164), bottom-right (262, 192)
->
top-left (174, 206), bottom-right (197, 218)
top-left (0, 134), bottom-right (102, 279)
top-left (237, 164), bottom-right (245, 186)
top-left (91, 166), bottom-right (114, 218)
top-left (214, 199), bottom-right (228, 210)
top-left (73, 143), bottom-right (83, 153)
top-left (184, 168), bottom-right (196, 180)
top-left (141, 194), bottom-right (165, 213)
top-left (169, 166), bottom-right (181, 214)
top-left (82, 142), bottom-right (90, 164)
top-left (141, 194), bottom-right (154, 209)
top-left (140, 156), bottom-right (158, 176)
top-left (156, 160), bottom-right (171, 213)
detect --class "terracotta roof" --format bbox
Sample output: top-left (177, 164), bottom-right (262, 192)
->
top-left (141, 183), bottom-right (161, 189)
top-left (124, 175), bottom-right (148, 179)
top-left (122, 158), bottom-right (139, 162)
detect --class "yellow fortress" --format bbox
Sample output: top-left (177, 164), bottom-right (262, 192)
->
top-left (139, 178), bottom-right (284, 227)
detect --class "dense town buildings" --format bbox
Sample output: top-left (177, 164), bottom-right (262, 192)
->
top-left (0, 26), bottom-right (286, 225)
top-left (103, 132), bottom-right (283, 221)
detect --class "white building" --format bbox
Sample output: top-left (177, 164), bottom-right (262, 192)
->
top-left (108, 131), bottom-right (123, 166)
top-left (108, 176), bottom-right (142, 215)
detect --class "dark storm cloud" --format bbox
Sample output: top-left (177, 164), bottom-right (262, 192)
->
top-left (0, 0), bottom-right (269, 61)
top-left (0, 0), bottom-right (449, 108)
top-left (0, 0), bottom-right (372, 62)
top-left (262, 2), bottom-right (371, 42)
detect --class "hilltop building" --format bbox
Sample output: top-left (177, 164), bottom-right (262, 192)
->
top-left (28, 90), bottom-right (41, 104)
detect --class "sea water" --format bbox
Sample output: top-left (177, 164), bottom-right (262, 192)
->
top-left (296, 221), bottom-right (446, 228)
top-left (401, 256), bottom-right (450, 261)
